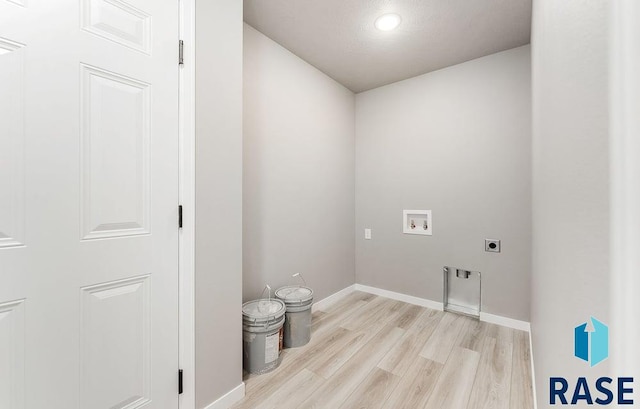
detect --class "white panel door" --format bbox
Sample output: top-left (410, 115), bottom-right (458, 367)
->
top-left (0, 0), bottom-right (180, 407)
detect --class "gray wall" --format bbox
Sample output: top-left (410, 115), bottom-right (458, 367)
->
top-left (531, 0), bottom-right (610, 404)
top-left (355, 46), bottom-right (532, 321)
top-left (195, 1), bottom-right (243, 407)
top-left (243, 24), bottom-right (356, 302)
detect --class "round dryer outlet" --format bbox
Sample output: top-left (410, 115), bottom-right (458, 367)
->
top-left (485, 239), bottom-right (501, 253)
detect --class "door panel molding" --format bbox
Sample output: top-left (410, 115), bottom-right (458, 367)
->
top-left (0, 299), bottom-right (25, 409)
top-left (81, 0), bottom-right (151, 54)
top-left (80, 275), bottom-right (151, 409)
top-left (80, 64), bottom-right (151, 241)
top-left (0, 37), bottom-right (26, 248)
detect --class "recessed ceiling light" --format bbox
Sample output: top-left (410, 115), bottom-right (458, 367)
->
top-left (375, 13), bottom-right (402, 31)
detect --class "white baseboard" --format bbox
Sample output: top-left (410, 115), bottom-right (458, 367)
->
top-left (354, 284), bottom-right (531, 332)
top-left (479, 312), bottom-right (530, 332)
top-left (311, 283), bottom-right (531, 333)
top-left (312, 284), bottom-right (356, 312)
top-left (354, 284), bottom-right (444, 311)
top-left (529, 328), bottom-right (538, 409)
top-left (203, 382), bottom-right (245, 409)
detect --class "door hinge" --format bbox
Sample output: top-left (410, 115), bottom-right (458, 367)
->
top-left (178, 205), bottom-right (183, 229)
top-left (179, 40), bottom-right (184, 65)
top-left (178, 369), bottom-right (183, 395)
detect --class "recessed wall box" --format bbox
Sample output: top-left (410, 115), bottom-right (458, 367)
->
top-left (443, 266), bottom-right (481, 318)
top-left (403, 210), bottom-right (432, 236)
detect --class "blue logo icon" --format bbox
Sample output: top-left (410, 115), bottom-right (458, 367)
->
top-left (574, 317), bottom-right (608, 367)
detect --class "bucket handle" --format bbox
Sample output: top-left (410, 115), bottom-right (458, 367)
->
top-left (260, 284), bottom-right (272, 302)
top-left (292, 273), bottom-right (307, 286)
top-left (256, 285), bottom-right (273, 327)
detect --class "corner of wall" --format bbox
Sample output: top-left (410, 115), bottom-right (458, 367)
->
top-left (194, 0), bottom-right (244, 407)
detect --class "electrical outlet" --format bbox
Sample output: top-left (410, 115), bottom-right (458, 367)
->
top-left (364, 229), bottom-right (372, 240)
top-left (485, 239), bottom-right (500, 253)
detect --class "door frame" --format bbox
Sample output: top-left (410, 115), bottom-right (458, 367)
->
top-left (178, 0), bottom-right (196, 407)
top-left (179, 1), bottom-right (640, 404)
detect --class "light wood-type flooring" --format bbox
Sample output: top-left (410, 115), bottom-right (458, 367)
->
top-left (233, 292), bottom-right (534, 409)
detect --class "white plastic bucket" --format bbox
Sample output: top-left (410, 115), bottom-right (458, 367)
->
top-left (275, 285), bottom-right (314, 348)
top-left (242, 298), bottom-right (286, 374)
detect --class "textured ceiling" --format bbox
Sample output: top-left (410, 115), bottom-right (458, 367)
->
top-left (244, 0), bottom-right (532, 93)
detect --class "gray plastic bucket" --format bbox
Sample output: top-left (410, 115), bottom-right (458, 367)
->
top-left (242, 298), bottom-right (286, 374)
top-left (275, 286), bottom-right (314, 348)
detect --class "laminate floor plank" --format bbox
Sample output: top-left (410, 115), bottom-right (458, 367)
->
top-left (252, 369), bottom-right (325, 409)
top-left (297, 325), bottom-right (405, 409)
top-left (497, 325), bottom-right (515, 346)
top-left (378, 308), bottom-right (443, 376)
top-left (311, 300), bottom-right (369, 337)
top-left (466, 336), bottom-right (513, 409)
top-left (305, 328), bottom-right (371, 379)
top-left (455, 319), bottom-right (489, 352)
top-left (310, 302), bottom-right (413, 379)
top-left (381, 357), bottom-right (443, 409)
top-left (510, 330), bottom-right (535, 409)
top-left (424, 347), bottom-right (481, 409)
top-left (419, 312), bottom-right (469, 364)
top-left (395, 304), bottom-right (424, 330)
top-left (312, 310), bottom-right (327, 321)
top-left (338, 368), bottom-right (400, 409)
top-left (340, 297), bottom-right (403, 331)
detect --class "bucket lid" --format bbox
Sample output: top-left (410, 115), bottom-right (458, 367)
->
top-left (242, 299), bottom-right (286, 321)
top-left (275, 286), bottom-right (313, 304)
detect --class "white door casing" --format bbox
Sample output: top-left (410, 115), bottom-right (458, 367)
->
top-left (0, 0), bottom-right (180, 407)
